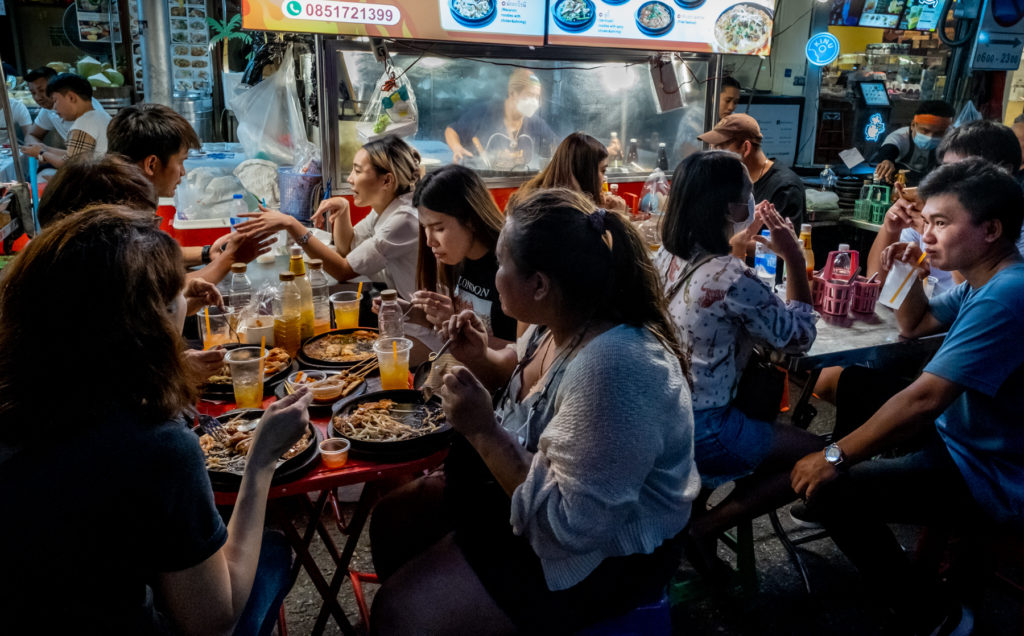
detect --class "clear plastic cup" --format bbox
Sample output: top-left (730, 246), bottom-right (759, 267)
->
top-left (373, 337), bottom-right (413, 390)
top-left (320, 438), bottom-right (351, 468)
top-left (225, 347), bottom-right (269, 408)
top-left (330, 291), bottom-right (362, 330)
top-left (923, 275), bottom-right (938, 299)
top-left (199, 305), bottom-right (238, 349)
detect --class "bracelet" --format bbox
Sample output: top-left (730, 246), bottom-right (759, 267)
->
top-left (201, 244), bottom-right (212, 264)
top-left (297, 230), bottom-right (313, 245)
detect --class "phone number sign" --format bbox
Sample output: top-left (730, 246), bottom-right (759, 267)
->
top-left (283, 0), bottom-right (400, 25)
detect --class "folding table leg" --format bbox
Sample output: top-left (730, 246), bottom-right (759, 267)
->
top-left (310, 482), bottom-right (379, 635)
top-left (790, 369), bottom-right (821, 430)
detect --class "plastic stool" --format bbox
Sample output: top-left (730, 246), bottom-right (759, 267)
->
top-left (575, 592), bottom-right (671, 636)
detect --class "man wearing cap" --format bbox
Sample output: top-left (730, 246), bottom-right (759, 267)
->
top-left (444, 68), bottom-right (556, 170)
top-left (870, 100), bottom-right (954, 185)
top-left (699, 113), bottom-right (806, 226)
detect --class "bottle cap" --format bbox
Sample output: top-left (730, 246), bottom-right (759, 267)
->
top-left (279, 272), bottom-right (295, 281)
top-left (761, 229), bottom-right (771, 237)
top-left (290, 244), bottom-right (303, 257)
top-left (838, 243), bottom-right (850, 251)
top-left (800, 223), bottom-right (812, 234)
top-left (233, 194), bottom-right (243, 199)
top-left (797, 239), bottom-right (804, 248)
top-left (658, 142), bottom-right (666, 147)
top-left (630, 138), bottom-right (638, 142)
top-left (308, 258), bottom-right (323, 269)
top-left (611, 132), bottom-right (618, 138)
top-left (380, 289), bottom-right (398, 301)
top-left (231, 262), bottom-right (247, 273)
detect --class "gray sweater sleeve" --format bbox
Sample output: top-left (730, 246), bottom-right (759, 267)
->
top-left (510, 326), bottom-right (696, 574)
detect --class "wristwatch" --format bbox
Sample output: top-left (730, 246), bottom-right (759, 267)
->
top-left (824, 443), bottom-right (846, 469)
top-left (297, 229), bottom-right (313, 245)
top-left (201, 244), bottom-right (212, 264)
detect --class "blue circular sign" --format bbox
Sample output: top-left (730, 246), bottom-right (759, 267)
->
top-left (806, 33), bottom-right (840, 67)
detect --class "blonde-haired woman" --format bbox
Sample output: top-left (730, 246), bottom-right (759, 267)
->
top-left (238, 135), bottom-right (422, 299)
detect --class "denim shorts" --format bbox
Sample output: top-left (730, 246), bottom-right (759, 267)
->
top-left (693, 405), bottom-right (774, 488)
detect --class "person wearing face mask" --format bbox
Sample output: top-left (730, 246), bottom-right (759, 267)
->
top-left (444, 68), bottom-right (557, 170)
top-left (654, 151), bottom-right (822, 579)
top-left (698, 113), bottom-right (806, 228)
top-left (870, 100), bottom-right (954, 185)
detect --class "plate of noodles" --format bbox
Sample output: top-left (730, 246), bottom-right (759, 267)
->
top-left (330, 390), bottom-right (452, 460)
top-left (299, 328), bottom-right (379, 368)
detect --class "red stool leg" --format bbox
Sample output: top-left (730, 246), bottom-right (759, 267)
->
top-left (349, 570), bottom-right (380, 630)
top-left (277, 605), bottom-right (288, 636)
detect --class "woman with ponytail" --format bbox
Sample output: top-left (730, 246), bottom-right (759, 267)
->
top-left (369, 188), bottom-right (700, 635)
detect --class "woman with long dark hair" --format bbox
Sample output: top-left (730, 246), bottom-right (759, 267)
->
top-left (369, 189), bottom-right (699, 634)
top-left (0, 206), bottom-right (312, 633)
top-left (512, 132), bottom-right (627, 213)
top-left (656, 150), bottom-right (822, 574)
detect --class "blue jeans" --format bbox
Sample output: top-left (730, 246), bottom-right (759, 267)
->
top-left (233, 530), bottom-right (295, 636)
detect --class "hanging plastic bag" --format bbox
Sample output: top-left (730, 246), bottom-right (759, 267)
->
top-left (357, 64), bottom-right (419, 143)
top-left (638, 169), bottom-right (670, 217)
top-left (230, 44), bottom-right (317, 165)
top-left (953, 100), bottom-right (982, 128)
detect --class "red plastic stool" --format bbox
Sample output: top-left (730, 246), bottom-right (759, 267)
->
top-left (349, 569), bottom-right (380, 629)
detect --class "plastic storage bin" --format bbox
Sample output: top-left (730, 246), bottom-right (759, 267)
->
top-left (819, 249), bottom-right (860, 316)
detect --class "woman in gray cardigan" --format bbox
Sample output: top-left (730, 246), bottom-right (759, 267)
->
top-left (370, 188), bottom-right (701, 635)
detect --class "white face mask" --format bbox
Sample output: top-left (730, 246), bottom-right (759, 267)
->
top-left (516, 97), bottom-right (540, 118)
top-left (731, 194), bottom-right (755, 235)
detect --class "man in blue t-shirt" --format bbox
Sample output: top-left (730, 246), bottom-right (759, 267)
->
top-left (791, 158), bottom-right (1024, 635)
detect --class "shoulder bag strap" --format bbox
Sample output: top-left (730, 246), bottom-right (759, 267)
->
top-left (664, 254), bottom-right (717, 304)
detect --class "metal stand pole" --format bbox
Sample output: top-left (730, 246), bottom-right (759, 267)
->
top-left (0, 52), bottom-right (26, 185)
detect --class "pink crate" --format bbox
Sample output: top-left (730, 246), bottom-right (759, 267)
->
top-left (820, 280), bottom-right (853, 316)
top-left (851, 276), bottom-right (882, 313)
top-left (811, 274), bottom-right (825, 307)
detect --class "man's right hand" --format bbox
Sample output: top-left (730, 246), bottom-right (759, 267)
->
top-left (874, 159), bottom-right (896, 182)
top-left (311, 196), bottom-right (350, 230)
top-left (882, 185), bottom-right (923, 234)
top-left (451, 145), bottom-right (474, 164)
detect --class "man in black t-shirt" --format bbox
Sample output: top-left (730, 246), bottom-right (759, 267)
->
top-left (698, 113), bottom-right (806, 227)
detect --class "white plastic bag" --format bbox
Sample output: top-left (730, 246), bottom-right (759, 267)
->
top-left (953, 100), bottom-right (982, 128)
top-left (230, 45), bottom-right (316, 164)
top-left (356, 64), bottom-right (419, 143)
top-left (638, 169), bottom-right (670, 216)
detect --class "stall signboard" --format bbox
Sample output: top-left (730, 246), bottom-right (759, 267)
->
top-left (805, 32), bottom-right (839, 66)
top-left (830, 0), bottom-right (907, 28)
top-left (242, 0), bottom-right (547, 46)
top-left (897, 0), bottom-right (943, 31)
top-left (546, 0), bottom-right (775, 54)
top-left (969, 0), bottom-right (1024, 71)
top-left (741, 97), bottom-right (803, 167)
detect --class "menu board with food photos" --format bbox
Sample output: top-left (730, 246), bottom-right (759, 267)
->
top-left (169, 0), bottom-right (213, 94)
top-left (547, 0), bottom-right (776, 54)
top-left (242, 0), bottom-right (546, 46)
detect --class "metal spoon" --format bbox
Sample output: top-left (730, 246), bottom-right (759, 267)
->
top-left (412, 337), bottom-right (454, 391)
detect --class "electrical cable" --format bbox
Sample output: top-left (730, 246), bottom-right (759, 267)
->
top-left (937, 0), bottom-right (976, 47)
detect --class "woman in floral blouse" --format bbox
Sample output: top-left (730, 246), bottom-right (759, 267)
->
top-left (655, 150), bottom-right (824, 578)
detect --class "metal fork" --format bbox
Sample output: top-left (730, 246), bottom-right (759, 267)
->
top-left (198, 414), bottom-right (231, 445)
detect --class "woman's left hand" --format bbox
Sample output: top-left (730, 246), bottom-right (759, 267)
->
top-left (235, 206), bottom-right (298, 236)
top-left (601, 191), bottom-right (628, 213)
top-left (184, 278), bottom-right (224, 316)
top-left (411, 290), bottom-right (455, 327)
top-left (752, 203), bottom-right (802, 264)
top-left (441, 365), bottom-right (499, 440)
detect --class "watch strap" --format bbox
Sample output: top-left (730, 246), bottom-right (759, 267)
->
top-left (201, 244), bottom-right (212, 264)
top-left (298, 230), bottom-right (313, 245)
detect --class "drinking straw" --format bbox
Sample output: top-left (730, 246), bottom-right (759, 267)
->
top-left (392, 340), bottom-right (397, 363)
top-left (889, 252), bottom-right (928, 303)
top-left (203, 307), bottom-right (212, 350)
top-left (259, 336), bottom-right (266, 375)
top-left (357, 282), bottom-right (363, 298)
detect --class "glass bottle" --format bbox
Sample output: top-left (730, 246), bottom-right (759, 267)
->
top-left (626, 138), bottom-right (639, 165)
top-left (273, 272), bottom-right (303, 356)
top-left (288, 245), bottom-right (315, 340)
top-left (378, 289), bottom-right (405, 338)
top-left (656, 143), bottom-right (669, 171)
top-left (307, 258), bottom-right (331, 335)
top-left (799, 223), bottom-right (815, 281)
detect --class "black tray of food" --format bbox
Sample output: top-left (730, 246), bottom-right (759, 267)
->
top-left (200, 344), bottom-right (295, 400)
top-left (329, 389), bottom-right (452, 461)
top-left (298, 327), bottom-right (379, 370)
top-left (274, 369), bottom-right (369, 415)
top-left (197, 408), bottom-right (321, 490)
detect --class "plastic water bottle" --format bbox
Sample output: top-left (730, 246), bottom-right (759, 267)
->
top-left (227, 262), bottom-right (252, 312)
top-left (756, 229), bottom-right (777, 284)
top-left (378, 289), bottom-right (404, 338)
top-left (832, 243), bottom-right (853, 281)
top-left (229, 194), bottom-right (247, 230)
top-left (308, 258), bottom-right (331, 335)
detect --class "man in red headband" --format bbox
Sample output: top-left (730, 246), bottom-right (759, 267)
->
top-left (872, 100), bottom-right (955, 185)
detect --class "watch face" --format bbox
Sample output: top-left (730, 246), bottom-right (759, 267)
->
top-left (825, 445), bottom-right (842, 462)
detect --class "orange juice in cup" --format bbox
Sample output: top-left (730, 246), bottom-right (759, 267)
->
top-left (374, 337), bottom-right (412, 390)
top-left (200, 306), bottom-right (238, 350)
top-left (225, 347), bottom-right (268, 408)
top-left (330, 291), bottom-right (361, 329)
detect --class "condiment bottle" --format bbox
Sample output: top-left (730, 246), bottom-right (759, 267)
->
top-left (308, 259), bottom-right (331, 336)
top-left (799, 223), bottom-right (815, 281)
top-left (831, 243), bottom-right (853, 282)
top-left (657, 143), bottom-right (669, 171)
top-left (626, 138), bottom-right (639, 165)
top-left (378, 289), bottom-right (404, 339)
top-left (288, 245), bottom-right (315, 339)
top-left (274, 272), bottom-right (302, 356)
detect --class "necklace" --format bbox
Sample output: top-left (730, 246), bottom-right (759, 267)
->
top-left (752, 158), bottom-right (772, 182)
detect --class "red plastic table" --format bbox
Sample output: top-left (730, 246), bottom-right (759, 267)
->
top-left (199, 398), bottom-right (447, 635)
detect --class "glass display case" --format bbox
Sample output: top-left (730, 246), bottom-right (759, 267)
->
top-left (317, 37), bottom-right (713, 189)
